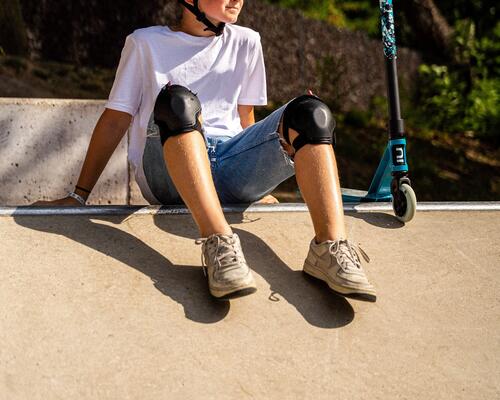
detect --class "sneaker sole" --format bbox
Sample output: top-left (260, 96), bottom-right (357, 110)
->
top-left (210, 275), bottom-right (258, 300)
top-left (303, 261), bottom-right (376, 303)
top-left (212, 286), bottom-right (258, 301)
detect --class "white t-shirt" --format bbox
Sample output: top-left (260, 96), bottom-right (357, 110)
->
top-left (105, 24), bottom-right (267, 200)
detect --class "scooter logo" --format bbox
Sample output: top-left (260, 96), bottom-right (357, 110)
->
top-left (392, 144), bottom-right (406, 166)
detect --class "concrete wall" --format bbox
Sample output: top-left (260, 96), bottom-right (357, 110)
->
top-left (0, 98), bottom-right (148, 206)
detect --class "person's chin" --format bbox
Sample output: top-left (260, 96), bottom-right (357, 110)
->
top-left (224, 10), bottom-right (240, 22)
top-left (221, 15), bottom-right (239, 24)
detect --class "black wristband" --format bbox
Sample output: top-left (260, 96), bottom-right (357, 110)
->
top-left (75, 185), bottom-right (91, 194)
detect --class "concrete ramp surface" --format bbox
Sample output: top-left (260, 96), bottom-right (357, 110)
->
top-left (1, 206), bottom-right (499, 399)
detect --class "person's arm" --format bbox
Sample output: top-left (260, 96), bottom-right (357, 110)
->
top-left (237, 104), bottom-right (255, 129)
top-left (31, 108), bottom-right (132, 206)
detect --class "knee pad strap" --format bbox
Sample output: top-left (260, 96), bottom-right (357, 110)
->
top-left (154, 84), bottom-right (203, 146)
top-left (282, 95), bottom-right (336, 154)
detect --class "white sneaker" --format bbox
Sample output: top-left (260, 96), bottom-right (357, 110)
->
top-left (303, 238), bottom-right (376, 302)
top-left (196, 233), bottom-right (257, 300)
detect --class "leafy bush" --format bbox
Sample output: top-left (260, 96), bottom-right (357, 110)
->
top-left (416, 64), bottom-right (466, 132)
top-left (414, 20), bottom-right (500, 142)
top-left (465, 78), bottom-right (500, 139)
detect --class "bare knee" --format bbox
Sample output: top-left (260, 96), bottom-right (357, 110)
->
top-left (278, 115), bottom-right (336, 166)
top-left (277, 116), bottom-right (298, 157)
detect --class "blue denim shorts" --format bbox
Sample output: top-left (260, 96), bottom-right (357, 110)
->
top-left (142, 102), bottom-right (295, 205)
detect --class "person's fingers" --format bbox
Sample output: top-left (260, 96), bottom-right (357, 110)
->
top-left (256, 194), bottom-right (279, 204)
top-left (30, 197), bottom-right (80, 206)
top-left (30, 200), bottom-right (48, 206)
top-left (60, 197), bottom-right (81, 206)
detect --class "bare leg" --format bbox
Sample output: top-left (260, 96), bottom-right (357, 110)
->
top-left (278, 123), bottom-right (347, 243)
top-left (163, 130), bottom-right (232, 238)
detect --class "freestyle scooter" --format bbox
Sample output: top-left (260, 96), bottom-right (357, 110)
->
top-left (341, 0), bottom-right (417, 222)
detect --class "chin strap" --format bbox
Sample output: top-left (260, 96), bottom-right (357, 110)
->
top-left (178, 0), bottom-right (225, 36)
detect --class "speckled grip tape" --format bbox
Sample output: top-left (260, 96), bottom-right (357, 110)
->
top-left (380, 0), bottom-right (397, 59)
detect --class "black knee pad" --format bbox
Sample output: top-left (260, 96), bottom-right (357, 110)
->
top-left (154, 84), bottom-right (203, 146)
top-left (282, 95), bottom-right (336, 154)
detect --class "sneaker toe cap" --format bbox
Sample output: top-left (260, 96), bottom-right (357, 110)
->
top-left (213, 268), bottom-right (255, 288)
top-left (338, 269), bottom-right (373, 287)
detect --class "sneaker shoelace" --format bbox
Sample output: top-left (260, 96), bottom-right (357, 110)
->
top-left (329, 240), bottom-right (370, 272)
top-left (195, 235), bottom-right (241, 277)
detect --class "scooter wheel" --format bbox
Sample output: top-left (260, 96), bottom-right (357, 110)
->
top-left (392, 183), bottom-right (417, 223)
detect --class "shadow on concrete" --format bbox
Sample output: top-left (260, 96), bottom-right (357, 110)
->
top-left (13, 214), bottom-right (230, 324)
top-left (153, 212), bottom-right (355, 329)
top-left (346, 211), bottom-right (405, 229)
top-left (13, 209), bottom-right (354, 329)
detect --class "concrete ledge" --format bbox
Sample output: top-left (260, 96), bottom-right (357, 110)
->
top-left (1, 202), bottom-right (499, 216)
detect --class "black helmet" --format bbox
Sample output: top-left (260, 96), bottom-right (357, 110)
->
top-left (177, 0), bottom-right (226, 36)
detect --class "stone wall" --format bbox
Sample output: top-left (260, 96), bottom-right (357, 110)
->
top-left (19, 0), bottom-right (421, 111)
top-left (237, 2), bottom-right (421, 110)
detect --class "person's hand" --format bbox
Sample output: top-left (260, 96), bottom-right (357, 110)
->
top-left (30, 196), bottom-right (83, 207)
top-left (255, 194), bottom-right (279, 204)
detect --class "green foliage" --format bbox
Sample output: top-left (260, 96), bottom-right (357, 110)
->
top-left (336, 1), bottom-right (380, 37)
top-left (263, 0), bottom-right (373, 30)
top-left (266, 0), bottom-right (499, 143)
top-left (266, 0), bottom-right (442, 45)
top-left (263, 0), bottom-right (379, 34)
top-left (417, 65), bottom-right (467, 132)
top-left (264, 0), bottom-right (346, 26)
top-left (433, 1), bottom-right (497, 38)
top-left (475, 21), bottom-right (500, 78)
top-left (415, 19), bottom-right (500, 142)
top-left (465, 78), bottom-right (500, 138)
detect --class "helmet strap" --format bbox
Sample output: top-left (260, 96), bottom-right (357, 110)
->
top-left (178, 0), bottom-right (225, 36)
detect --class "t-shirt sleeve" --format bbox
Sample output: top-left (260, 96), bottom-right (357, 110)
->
top-left (105, 34), bottom-right (143, 116)
top-left (238, 34), bottom-right (267, 106)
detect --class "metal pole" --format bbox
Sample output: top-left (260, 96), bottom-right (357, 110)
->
top-left (380, 0), bottom-right (405, 138)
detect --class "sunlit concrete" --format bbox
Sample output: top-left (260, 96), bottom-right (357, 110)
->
top-left (1, 210), bottom-right (499, 399)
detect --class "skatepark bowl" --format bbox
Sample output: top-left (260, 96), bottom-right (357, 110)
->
top-left (1, 202), bottom-right (499, 399)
